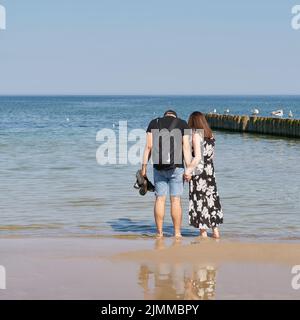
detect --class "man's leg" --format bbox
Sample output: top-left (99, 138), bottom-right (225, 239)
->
top-left (154, 196), bottom-right (166, 237)
top-left (169, 168), bottom-right (184, 237)
top-left (170, 196), bottom-right (182, 237)
top-left (153, 168), bottom-right (168, 237)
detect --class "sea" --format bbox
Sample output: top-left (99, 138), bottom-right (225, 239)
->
top-left (0, 95), bottom-right (299, 241)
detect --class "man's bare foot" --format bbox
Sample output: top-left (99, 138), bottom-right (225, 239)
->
top-left (212, 228), bottom-right (220, 239)
top-left (175, 233), bottom-right (183, 240)
top-left (156, 232), bottom-right (164, 239)
top-left (200, 229), bottom-right (208, 238)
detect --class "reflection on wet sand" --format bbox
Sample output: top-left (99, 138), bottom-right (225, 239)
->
top-left (138, 238), bottom-right (217, 300)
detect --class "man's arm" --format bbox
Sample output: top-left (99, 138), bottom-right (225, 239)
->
top-left (141, 132), bottom-right (153, 176)
top-left (183, 134), bottom-right (192, 168)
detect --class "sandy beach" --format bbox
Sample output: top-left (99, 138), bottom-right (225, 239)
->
top-left (1, 0), bottom-right (300, 307)
top-left (0, 237), bottom-right (299, 300)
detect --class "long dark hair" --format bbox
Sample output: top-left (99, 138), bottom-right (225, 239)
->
top-left (188, 111), bottom-right (213, 139)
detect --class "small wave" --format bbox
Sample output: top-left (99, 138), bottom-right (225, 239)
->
top-left (49, 167), bottom-right (76, 171)
top-left (6, 166), bottom-right (33, 171)
top-left (68, 198), bottom-right (105, 207)
top-left (78, 225), bottom-right (101, 230)
top-left (278, 236), bottom-right (300, 241)
top-left (0, 224), bottom-right (63, 231)
top-left (70, 233), bottom-right (156, 240)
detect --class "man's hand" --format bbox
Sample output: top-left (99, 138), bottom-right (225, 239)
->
top-left (184, 173), bottom-right (192, 182)
top-left (141, 165), bottom-right (147, 177)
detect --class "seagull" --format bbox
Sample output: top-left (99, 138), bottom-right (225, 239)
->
top-left (251, 108), bottom-right (260, 115)
top-left (289, 110), bottom-right (294, 118)
top-left (224, 109), bottom-right (230, 114)
top-left (271, 109), bottom-right (284, 117)
top-left (213, 109), bottom-right (217, 114)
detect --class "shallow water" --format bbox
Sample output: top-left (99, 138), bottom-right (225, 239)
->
top-left (0, 96), bottom-right (299, 240)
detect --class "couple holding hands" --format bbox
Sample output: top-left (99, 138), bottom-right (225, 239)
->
top-left (141, 110), bottom-right (223, 239)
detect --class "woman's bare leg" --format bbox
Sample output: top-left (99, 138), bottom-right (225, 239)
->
top-left (212, 227), bottom-right (220, 239)
top-left (200, 229), bottom-right (208, 238)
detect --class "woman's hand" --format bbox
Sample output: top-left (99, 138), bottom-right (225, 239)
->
top-left (184, 173), bottom-right (192, 182)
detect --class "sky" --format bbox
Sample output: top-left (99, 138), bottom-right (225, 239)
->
top-left (0, 0), bottom-right (299, 95)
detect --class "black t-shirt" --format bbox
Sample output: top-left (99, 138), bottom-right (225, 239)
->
top-left (146, 116), bottom-right (190, 135)
top-left (146, 116), bottom-right (190, 170)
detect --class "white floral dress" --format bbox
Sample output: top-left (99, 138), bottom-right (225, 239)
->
top-left (189, 137), bottom-right (223, 230)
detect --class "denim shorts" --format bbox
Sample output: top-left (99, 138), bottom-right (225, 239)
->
top-left (153, 167), bottom-right (185, 197)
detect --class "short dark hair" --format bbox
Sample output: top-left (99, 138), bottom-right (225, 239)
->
top-left (164, 110), bottom-right (177, 118)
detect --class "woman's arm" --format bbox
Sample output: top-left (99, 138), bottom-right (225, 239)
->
top-left (183, 134), bottom-right (192, 168)
top-left (185, 132), bottom-right (202, 175)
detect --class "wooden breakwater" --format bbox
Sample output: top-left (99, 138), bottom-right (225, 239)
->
top-left (205, 114), bottom-right (300, 138)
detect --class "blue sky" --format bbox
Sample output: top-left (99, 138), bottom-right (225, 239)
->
top-left (0, 0), bottom-right (299, 95)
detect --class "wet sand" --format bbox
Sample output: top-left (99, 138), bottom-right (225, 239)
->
top-left (0, 237), bottom-right (300, 300)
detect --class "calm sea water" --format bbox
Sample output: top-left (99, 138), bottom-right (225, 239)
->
top-left (0, 96), bottom-right (299, 240)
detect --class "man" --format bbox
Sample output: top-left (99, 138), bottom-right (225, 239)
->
top-left (141, 110), bottom-right (191, 238)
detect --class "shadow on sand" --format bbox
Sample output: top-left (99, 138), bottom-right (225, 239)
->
top-left (107, 218), bottom-right (199, 237)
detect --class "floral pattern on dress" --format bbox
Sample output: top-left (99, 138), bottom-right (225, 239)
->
top-left (189, 137), bottom-right (223, 230)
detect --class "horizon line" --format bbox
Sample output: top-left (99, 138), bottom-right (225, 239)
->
top-left (1, 93), bottom-right (300, 97)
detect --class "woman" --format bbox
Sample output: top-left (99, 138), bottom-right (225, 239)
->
top-left (185, 112), bottom-right (223, 239)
